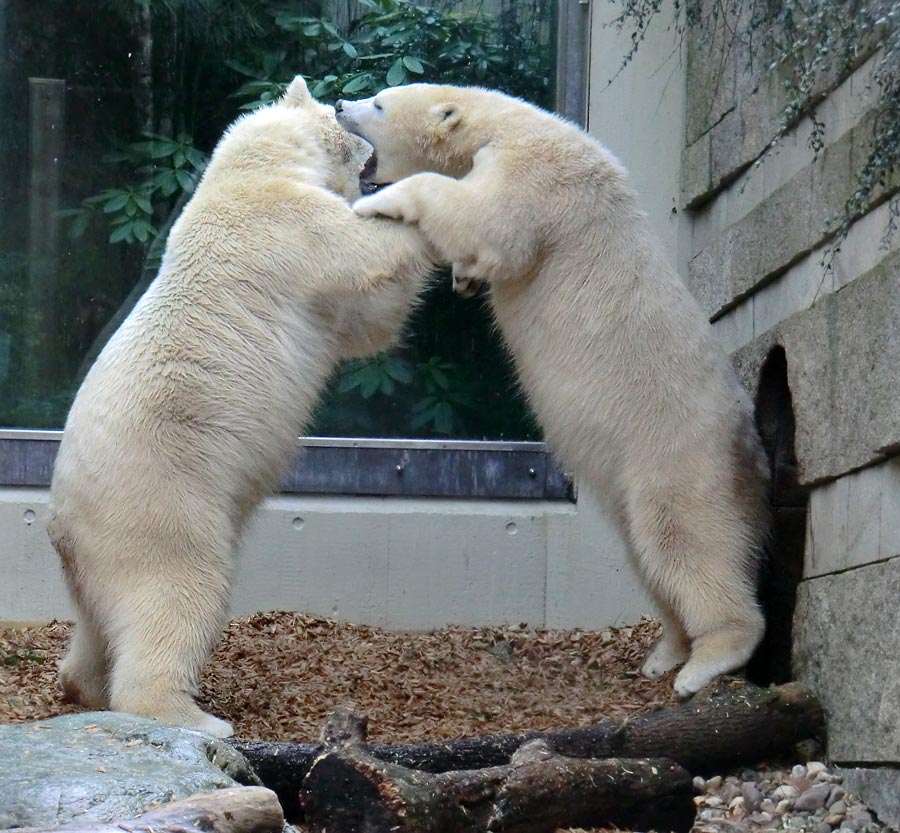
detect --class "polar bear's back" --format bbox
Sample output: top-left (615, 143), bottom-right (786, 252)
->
top-left (488, 196), bottom-right (758, 492)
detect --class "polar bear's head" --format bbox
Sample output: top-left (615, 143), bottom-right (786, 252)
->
top-left (335, 84), bottom-right (483, 187)
top-left (212, 76), bottom-right (374, 202)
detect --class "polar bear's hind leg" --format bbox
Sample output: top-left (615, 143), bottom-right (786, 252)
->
top-left (630, 489), bottom-right (765, 698)
top-left (640, 605), bottom-right (691, 679)
top-left (101, 526), bottom-right (235, 738)
top-left (59, 608), bottom-right (110, 709)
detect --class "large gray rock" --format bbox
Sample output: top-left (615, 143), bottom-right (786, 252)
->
top-left (0, 712), bottom-right (257, 829)
top-left (732, 250), bottom-right (900, 484)
top-left (840, 768), bottom-right (900, 827)
top-left (793, 558), bottom-right (900, 763)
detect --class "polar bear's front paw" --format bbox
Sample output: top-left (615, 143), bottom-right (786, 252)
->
top-left (353, 188), bottom-right (420, 224)
top-left (452, 260), bottom-right (486, 298)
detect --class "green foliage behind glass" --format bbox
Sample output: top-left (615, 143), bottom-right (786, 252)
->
top-left (1, 0), bottom-right (552, 437)
top-left (230, 0), bottom-right (552, 109)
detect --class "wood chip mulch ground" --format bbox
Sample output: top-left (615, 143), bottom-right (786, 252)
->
top-left (0, 612), bottom-right (675, 741)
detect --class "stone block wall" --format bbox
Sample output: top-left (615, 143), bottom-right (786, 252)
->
top-left (679, 8), bottom-right (900, 824)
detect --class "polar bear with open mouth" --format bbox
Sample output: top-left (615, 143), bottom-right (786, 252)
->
top-left (337, 83), bottom-right (771, 697)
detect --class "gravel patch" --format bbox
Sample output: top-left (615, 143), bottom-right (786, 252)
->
top-left (692, 764), bottom-right (898, 833)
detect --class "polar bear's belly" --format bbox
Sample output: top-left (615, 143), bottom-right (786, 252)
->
top-left (488, 290), bottom-right (628, 482)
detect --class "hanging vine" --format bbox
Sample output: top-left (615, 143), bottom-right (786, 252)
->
top-left (607, 0), bottom-right (899, 252)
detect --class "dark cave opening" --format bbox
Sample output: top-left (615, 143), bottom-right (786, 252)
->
top-left (747, 346), bottom-right (809, 685)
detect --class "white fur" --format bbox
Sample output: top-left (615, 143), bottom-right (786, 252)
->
top-left (339, 84), bottom-right (770, 697)
top-left (48, 77), bottom-right (434, 736)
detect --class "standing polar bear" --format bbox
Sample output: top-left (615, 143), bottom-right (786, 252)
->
top-left (48, 77), bottom-right (435, 737)
top-left (337, 84), bottom-right (771, 697)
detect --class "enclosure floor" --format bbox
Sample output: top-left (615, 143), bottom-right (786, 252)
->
top-left (0, 612), bottom-right (674, 740)
top-left (4, 617), bottom-right (894, 833)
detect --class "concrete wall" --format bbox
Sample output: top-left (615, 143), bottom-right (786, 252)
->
top-left (679, 1), bottom-right (900, 822)
top-left (0, 485), bottom-right (652, 631)
top-left (588, 0), bottom-right (691, 272)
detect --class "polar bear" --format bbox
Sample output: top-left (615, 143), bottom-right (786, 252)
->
top-left (47, 77), bottom-right (435, 737)
top-left (336, 84), bottom-right (771, 697)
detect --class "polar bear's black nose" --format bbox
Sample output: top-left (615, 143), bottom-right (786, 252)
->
top-left (335, 100), bottom-right (345, 113)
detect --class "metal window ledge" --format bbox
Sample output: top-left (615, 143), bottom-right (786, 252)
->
top-left (0, 431), bottom-right (574, 501)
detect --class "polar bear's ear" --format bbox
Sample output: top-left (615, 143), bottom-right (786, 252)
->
top-left (429, 102), bottom-right (462, 136)
top-left (284, 75), bottom-right (313, 107)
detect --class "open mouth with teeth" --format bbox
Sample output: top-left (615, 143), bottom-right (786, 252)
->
top-left (359, 151), bottom-right (391, 195)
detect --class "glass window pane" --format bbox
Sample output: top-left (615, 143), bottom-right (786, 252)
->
top-left (0, 0), bottom-right (554, 439)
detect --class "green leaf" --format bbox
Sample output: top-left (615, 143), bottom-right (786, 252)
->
top-left (131, 139), bottom-right (176, 159)
top-left (131, 218), bottom-right (154, 243)
top-left (434, 402), bottom-right (455, 434)
top-left (173, 149), bottom-right (186, 168)
top-left (153, 170), bottom-right (179, 197)
top-left (103, 149), bottom-right (136, 164)
top-left (386, 359), bottom-right (413, 383)
top-left (226, 59), bottom-right (262, 78)
top-left (336, 364), bottom-right (368, 393)
top-left (68, 212), bottom-right (91, 239)
top-left (409, 411), bottom-right (430, 430)
top-left (109, 223), bottom-right (133, 244)
top-left (175, 169), bottom-right (194, 192)
top-left (337, 376), bottom-right (361, 394)
top-left (343, 41), bottom-right (359, 58)
top-left (102, 193), bottom-right (129, 213)
top-left (412, 395), bottom-right (438, 412)
top-left (187, 148), bottom-right (207, 170)
top-left (402, 56), bottom-right (424, 73)
top-left (430, 366), bottom-right (450, 389)
top-left (360, 374), bottom-right (381, 398)
top-left (341, 74), bottom-right (371, 94)
top-left (386, 58), bottom-right (407, 86)
top-left (134, 193), bottom-right (153, 215)
top-left (311, 80), bottom-right (330, 98)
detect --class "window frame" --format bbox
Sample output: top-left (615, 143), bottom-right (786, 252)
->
top-left (0, 0), bottom-right (587, 503)
top-left (0, 431), bottom-right (573, 500)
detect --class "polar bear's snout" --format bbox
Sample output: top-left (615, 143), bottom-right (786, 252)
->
top-left (335, 100), bottom-right (363, 135)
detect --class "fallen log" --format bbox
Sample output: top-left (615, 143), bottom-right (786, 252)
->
top-left (17, 787), bottom-right (284, 833)
top-left (300, 708), bottom-right (695, 833)
top-left (230, 680), bottom-right (825, 819)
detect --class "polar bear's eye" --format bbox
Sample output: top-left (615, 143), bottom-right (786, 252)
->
top-left (373, 100), bottom-right (383, 111)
